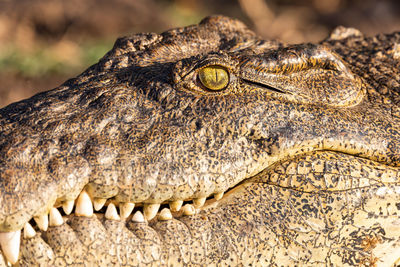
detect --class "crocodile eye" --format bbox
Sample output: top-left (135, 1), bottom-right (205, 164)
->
top-left (198, 65), bottom-right (229, 90)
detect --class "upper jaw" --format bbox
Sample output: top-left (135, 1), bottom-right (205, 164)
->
top-left (1, 79), bottom-right (399, 233)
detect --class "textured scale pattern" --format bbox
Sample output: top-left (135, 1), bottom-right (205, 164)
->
top-left (0, 16), bottom-right (399, 266)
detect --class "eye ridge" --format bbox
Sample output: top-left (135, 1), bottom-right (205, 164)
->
top-left (198, 65), bottom-right (229, 91)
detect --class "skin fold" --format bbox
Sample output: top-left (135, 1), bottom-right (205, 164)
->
top-left (0, 16), bottom-right (399, 266)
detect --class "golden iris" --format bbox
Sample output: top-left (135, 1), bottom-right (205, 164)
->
top-left (198, 65), bottom-right (229, 90)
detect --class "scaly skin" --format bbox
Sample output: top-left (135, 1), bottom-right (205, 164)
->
top-left (0, 16), bottom-right (399, 266)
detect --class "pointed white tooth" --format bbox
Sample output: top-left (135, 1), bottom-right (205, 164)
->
top-left (49, 208), bottom-right (64, 227)
top-left (62, 200), bottom-right (74, 215)
top-left (34, 214), bottom-right (49, 231)
top-left (158, 208), bottom-right (173, 220)
top-left (131, 211), bottom-right (145, 223)
top-left (182, 204), bottom-right (196, 216)
top-left (0, 230), bottom-right (21, 264)
top-left (105, 203), bottom-right (120, 221)
top-left (143, 203), bottom-right (160, 221)
top-left (119, 202), bottom-right (135, 219)
top-left (93, 198), bottom-right (107, 211)
top-left (214, 192), bottom-right (224, 200)
top-left (169, 200), bottom-right (183, 212)
top-left (193, 197), bottom-right (206, 208)
top-left (23, 223), bottom-right (36, 239)
top-left (75, 190), bottom-right (93, 217)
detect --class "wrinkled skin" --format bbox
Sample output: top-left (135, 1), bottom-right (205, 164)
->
top-left (0, 16), bottom-right (400, 266)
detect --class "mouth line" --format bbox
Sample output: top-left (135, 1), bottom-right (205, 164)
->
top-left (4, 149), bottom-right (395, 230)
top-left (22, 149), bottom-right (398, 231)
top-left (0, 185), bottom-right (229, 264)
top-left (0, 175), bottom-right (255, 265)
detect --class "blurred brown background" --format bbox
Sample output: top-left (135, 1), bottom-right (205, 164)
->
top-left (1, 0), bottom-right (399, 108)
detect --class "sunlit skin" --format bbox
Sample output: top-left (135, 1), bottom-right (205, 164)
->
top-left (0, 16), bottom-right (399, 266)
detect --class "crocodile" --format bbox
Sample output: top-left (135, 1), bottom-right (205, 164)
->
top-left (0, 15), bottom-right (399, 266)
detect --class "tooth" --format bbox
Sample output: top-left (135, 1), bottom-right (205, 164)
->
top-left (34, 214), bottom-right (49, 231)
top-left (143, 203), bottom-right (160, 221)
top-left (93, 198), bottom-right (107, 211)
top-left (158, 208), bottom-right (173, 220)
top-left (23, 223), bottom-right (36, 239)
top-left (193, 197), bottom-right (206, 208)
top-left (62, 200), bottom-right (74, 215)
top-left (214, 192), bottom-right (224, 200)
top-left (131, 211), bottom-right (145, 223)
top-left (0, 230), bottom-right (21, 264)
top-left (75, 190), bottom-right (93, 217)
top-left (105, 203), bottom-right (120, 221)
top-left (119, 202), bottom-right (135, 219)
top-left (182, 204), bottom-right (196, 216)
top-left (49, 208), bottom-right (64, 226)
top-left (169, 200), bottom-right (183, 212)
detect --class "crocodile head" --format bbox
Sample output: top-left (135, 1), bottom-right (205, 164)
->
top-left (0, 16), bottom-right (399, 266)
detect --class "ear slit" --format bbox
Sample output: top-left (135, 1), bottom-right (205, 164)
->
top-left (241, 78), bottom-right (287, 94)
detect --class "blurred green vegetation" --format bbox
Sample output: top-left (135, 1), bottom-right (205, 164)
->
top-left (0, 0), bottom-right (399, 107)
top-left (0, 41), bottom-right (113, 77)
